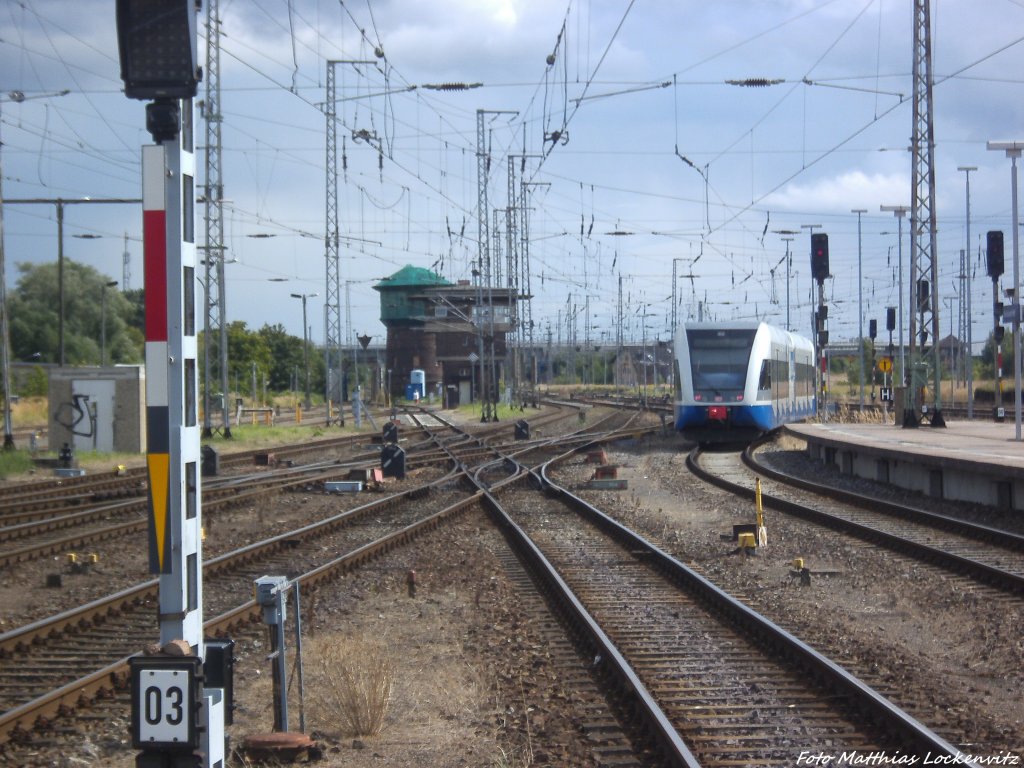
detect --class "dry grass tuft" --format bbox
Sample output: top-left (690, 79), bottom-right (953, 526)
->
top-left (304, 634), bottom-right (394, 738)
top-left (492, 744), bottom-right (534, 768)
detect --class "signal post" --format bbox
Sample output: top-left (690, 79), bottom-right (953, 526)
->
top-left (117, 2), bottom-right (228, 766)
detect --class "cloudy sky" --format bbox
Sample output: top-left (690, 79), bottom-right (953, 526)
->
top-left (3, 0), bottom-right (1024, 356)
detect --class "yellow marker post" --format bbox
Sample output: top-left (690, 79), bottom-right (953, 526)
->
top-left (755, 477), bottom-right (768, 547)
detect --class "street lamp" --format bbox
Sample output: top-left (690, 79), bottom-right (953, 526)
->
top-left (958, 166), bottom-right (977, 419)
top-left (881, 205), bottom-right (911, 396)
top-left (987, 141), bottom-right (1024, 441)
top-left (101, 280), bottom-right (119, 366)
top-left (852, 209), bottom-right (867, 412)
top-left (290, 292), bottom-right (318, 409)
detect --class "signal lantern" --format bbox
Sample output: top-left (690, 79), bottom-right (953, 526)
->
top-left (917, 279), bottom-right (930, 312)
top-left (987, 231), bottom-right (1004, 279)
top-left (886, 307), bottom-right (896, 332)
top-left (995, 325), bottom-right (1005, 343)
top-left (869, 318), bottom-right (877, 340)
top-left (810, 233), bottom-right (829, 283)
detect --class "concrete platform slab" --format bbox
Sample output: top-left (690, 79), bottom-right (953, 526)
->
top-left (783, 420), bottom-right (1024, 511)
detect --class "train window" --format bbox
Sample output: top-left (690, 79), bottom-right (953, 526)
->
top-left (758, 361), bottom-right (771, 391)
top-left (687, 329), bottom-right (756, 391)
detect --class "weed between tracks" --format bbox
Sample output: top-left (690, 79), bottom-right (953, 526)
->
top-left (0, 449), bottom-right (33, 479)
top-left (304, 634), bottom-right (395, 737)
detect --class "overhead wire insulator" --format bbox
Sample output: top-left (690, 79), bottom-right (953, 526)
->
top-left (726, 78), bottom-right (785, 87)
top-left (421, 82), bottom-right (482, 91)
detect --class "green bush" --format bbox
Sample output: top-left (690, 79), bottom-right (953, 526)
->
top-left (0, 450), bottom-right (34, 479)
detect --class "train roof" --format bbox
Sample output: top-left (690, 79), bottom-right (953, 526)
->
top-left (680, 321), bottom-right (814, 350)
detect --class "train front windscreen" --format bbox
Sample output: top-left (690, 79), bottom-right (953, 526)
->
top-left (687, 328), bottom-right (756, 398)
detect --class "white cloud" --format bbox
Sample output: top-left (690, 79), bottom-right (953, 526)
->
top-left (766, 171), bottom-right (909, 213)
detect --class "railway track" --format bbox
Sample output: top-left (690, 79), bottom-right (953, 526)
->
top-left (2, 404), bottom-right (1001, 764)
top-left (470, 445), bottom-right (969, 763)
top-left (688, 444), bottom-right (1024, 597)
top-left (0, 402), bottom-right (621, 751)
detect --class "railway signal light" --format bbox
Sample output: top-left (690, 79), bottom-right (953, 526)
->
top-left (869, 318), bottom-right (877, 340)
top-left (886, 307), bottom-right (896, 332)
top-left (810, 233), bottom-right (829, 283)
top-left (116, 0), bottom-right (200, 101)
top-left (987, 230), bottom-right (1004, 279)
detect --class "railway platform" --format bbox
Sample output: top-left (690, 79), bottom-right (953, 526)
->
top-left (783, 419), bottom-right (1024, 512)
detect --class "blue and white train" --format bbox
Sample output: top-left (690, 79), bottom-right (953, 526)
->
top-left (674, 321), bottom-right (816, 443)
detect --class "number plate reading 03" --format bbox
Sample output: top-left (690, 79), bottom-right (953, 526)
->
top-left (130, 656), bottom-right (202, 750)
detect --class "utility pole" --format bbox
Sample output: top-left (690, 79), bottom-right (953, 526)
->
top-left (291, 293), bottom-right (317, 408)
top-left (4, 198), bottom-right (140, 366)
top-left (853, 209), bottom-right (867, 412)
top-left (475, 108), bottom-right (517, 420)
top-left (988, 142), bottom-right (1024, 440)
top-left (201, 0), bottom-right (231, 438)
top-left (1, 90), bottom-right (69, 448)
top-left (122, 233), bottom-right (132, 291)
top-left (773, 229), bottom-right (800, 330)
top-left (520, 178), bottom-right (546, 401)
top-left (325, 62), bottom-right (343, 425)
top-left (958, 166), bottom-right (977, 418)
top-left (882, 204), bottom-right (911, 418)
top-left (616, 274), bottom-right (623, 389)
top-left (910, 0), bottom-right (944, 426)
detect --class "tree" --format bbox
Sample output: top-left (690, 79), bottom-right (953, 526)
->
top-left (979, 329), bottom-right (1015, 382)
top-left (7, 260), bottom-right (142, 365)
top-left (258, 323), bottom-right (305, 392)
top-left (224, 321), bottom-right (272, 399)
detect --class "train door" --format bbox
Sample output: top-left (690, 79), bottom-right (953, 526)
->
top-left (788, 348), bottom-right (797, 415)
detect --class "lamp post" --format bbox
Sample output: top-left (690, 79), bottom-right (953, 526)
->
top-left (852, 210), bottom-right (867, 412)
top-left (881, 205), bottom-right (911, 395)
top-left (290, 293), bottom-right (317, 409)
top-left (958, 166), bottom-right (977, 419)
top-left (101, 280), bottom-right (119, 366)
top-left (987, 141), bottom-right (1024, 441)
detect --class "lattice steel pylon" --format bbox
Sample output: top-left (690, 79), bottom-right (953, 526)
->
top-left (908, 0), bottom-right (944, 427)
top-left (324, 61), bottom-right (344, 425)
top-left (520, 180), bottom-right (534, 394)
top-left (202, 0), bottom-right (231, 438)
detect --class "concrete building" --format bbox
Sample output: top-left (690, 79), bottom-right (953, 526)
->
top-left (48, 365), bottom-right (146, 453)
top-left (374, 266), bottom-right (517, 407)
